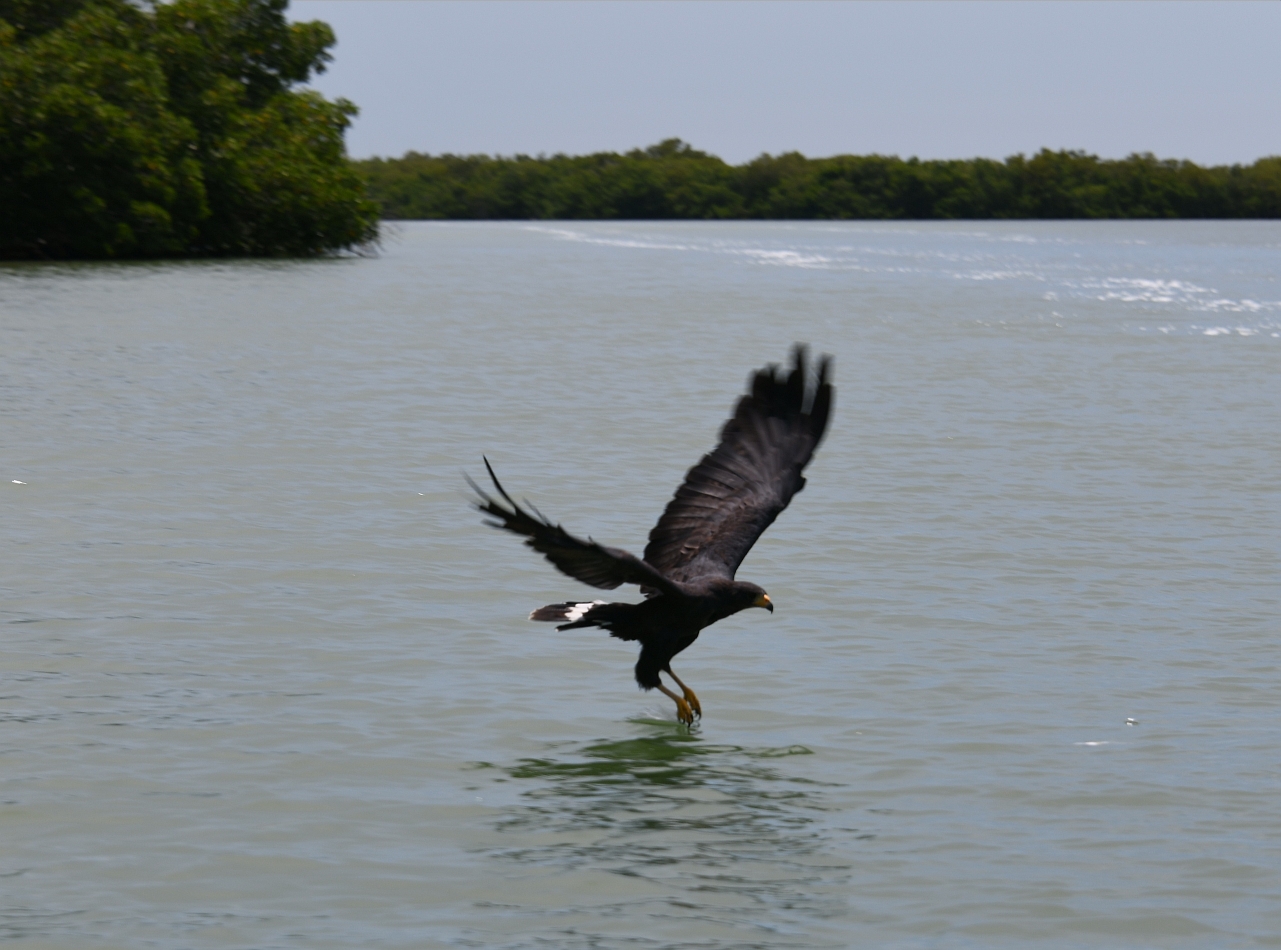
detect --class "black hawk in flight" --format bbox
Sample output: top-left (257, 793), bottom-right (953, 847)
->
top-left (470, 346), bottom-right (833, 725)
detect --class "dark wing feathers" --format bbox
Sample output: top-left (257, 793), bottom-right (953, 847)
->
top-left (469, 458), bottom-right (679, 596)
top-left (643, 345), bottom-right (832, 582)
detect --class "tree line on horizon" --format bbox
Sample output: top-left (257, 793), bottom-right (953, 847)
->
top-left (0, 0), bottom-right (378, 260)
top-left (357, 139), bottom-right (1281, 221)
top-left (4, 0), bottom-right (1278, 264)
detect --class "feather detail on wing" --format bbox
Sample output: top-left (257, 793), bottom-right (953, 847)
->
top-left (643, 345), bottom-right (832, 583)
top-left (469, 459), bottom-right (680, 595)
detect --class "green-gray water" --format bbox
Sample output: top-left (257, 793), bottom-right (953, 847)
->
top-left (3, 222), bottom-right (1279, 948)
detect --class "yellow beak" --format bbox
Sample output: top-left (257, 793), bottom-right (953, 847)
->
top-left (754, 593), bottom-right (773, 612)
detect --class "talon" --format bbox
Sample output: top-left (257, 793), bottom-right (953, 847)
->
top-left (684, 690), bottom-right (702, 718)
top-left (663, 669), bottom-right (702, 721)
top-left (657, 680), bottom-right (698, 725)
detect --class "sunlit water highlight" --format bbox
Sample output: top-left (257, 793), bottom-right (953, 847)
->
top-left (3, 221), bottom-right (1279, 948)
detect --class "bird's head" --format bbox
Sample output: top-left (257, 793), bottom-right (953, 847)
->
top-left (734, 582), bottom-right (773, 613)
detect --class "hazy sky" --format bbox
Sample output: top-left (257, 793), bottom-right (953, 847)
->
top-left (289, 0), bottom-right (1280, 165)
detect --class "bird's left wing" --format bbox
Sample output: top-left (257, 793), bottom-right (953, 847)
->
top-left (644, 346), bottom-right (833, 583)
top-left (469, 459), bottom-right (680, 596)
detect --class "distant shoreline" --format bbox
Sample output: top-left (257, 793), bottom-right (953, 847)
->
top-left (354, 139), bottom-right (1281, 221)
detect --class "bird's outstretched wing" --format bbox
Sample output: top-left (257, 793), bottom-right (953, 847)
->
top-left (643, 345), bottom-right (833, 583)
top-left (470, 459), bottom-right (680, 596)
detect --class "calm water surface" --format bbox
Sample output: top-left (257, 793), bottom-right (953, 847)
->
top-left (3, 221), bottom-right (1280, 948)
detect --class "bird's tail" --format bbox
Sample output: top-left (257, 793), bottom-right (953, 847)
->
top-left (529, 599), bottom-right (639, 636)
top-left (529, 600), bottom-right (606, 626)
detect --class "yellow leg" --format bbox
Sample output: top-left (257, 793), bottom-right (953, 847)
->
top-left (656, 683), bottom-right (695, 725)
top-left (663, 668), bottom-right (701, 719)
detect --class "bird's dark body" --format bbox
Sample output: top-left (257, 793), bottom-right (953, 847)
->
top-left (563, 598), bottom-right (700, 689)
top-left (469, 345), bottom-right (832, 724)
top-left (554, 576), bottom-right (765, 688)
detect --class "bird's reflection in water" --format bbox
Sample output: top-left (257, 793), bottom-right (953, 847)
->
top-left (483, 721), bottom-right (847, 935)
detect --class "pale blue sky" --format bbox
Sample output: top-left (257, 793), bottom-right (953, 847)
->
top-left (290, 0), bottom-right (1280, 165)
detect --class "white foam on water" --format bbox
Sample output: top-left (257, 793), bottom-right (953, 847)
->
top-left (526, 225), bottom-right (1281, 340)
top-left (1203, 297), bottom-right (1269, 312)
top-left (1086, 277), bottom-right (1214, 303)
top-left (525, 225), bottom-right (700, 254)
top-left (529, 223), bottom-right (1031, 273)
top-left (528, 224), bottom-right (850, 270)
top-left (1053, 276), bottom-right (1281, 326)
top-left (1132, 320), bottom-right (1277, 338)
top-left (953, 269), bottom-right (1047, 282)
top-left (737, 248), bottom-right (833, 269)
top-left (1194, 325), bottom-right (1271, 337)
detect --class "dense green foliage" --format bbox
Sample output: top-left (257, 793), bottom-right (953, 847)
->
top-left (357, 139), bottom-right (1281, 221)
top-left (0, 0), bottom-right (378, 259)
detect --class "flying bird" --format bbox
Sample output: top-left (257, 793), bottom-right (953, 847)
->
top-left (469, 346), bottom-right (833, 725)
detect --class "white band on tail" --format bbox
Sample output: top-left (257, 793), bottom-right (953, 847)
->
top-left (565, 600), bottom-right (605, 622)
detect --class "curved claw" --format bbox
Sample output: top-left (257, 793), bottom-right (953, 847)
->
top-left (673, 696), bottom-right (695, 726)
top-left (683, 689), bottom-right (701, 718)
top-left (657, 680), bottom-right (699, 726)
top-left (662, 669), bottom-right (702, 720)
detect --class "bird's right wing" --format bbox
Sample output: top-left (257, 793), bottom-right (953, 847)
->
top-left (469, 459), bottom-right (680, 596)
top-left (643, 345), bottom-right (832, 583)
